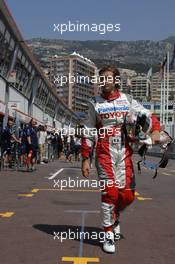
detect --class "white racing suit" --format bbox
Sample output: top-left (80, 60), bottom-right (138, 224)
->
top-left (81, 90), bottom-right (160, 230)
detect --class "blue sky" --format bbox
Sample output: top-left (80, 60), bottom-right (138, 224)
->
top-left (6, 0), bottom-right (175, 41)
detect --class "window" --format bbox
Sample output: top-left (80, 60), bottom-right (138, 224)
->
top-left (0, 19), bottom-right (5, 34)
top-left (168, 105), bottom-right (173, 110)
top-left (9, 37), bottom-right (15, 50)
top-left (4, 30), bottom-right (10, 43)
top-left (143, 105), bottom-right (151, 110)
top-left (25, 60), bottom-right (29, 69)
top-left (154, 105), bottom-right (160, 110)
top-left (28, 64), bottom-right (32, 73)
top-left (21, 55), bottom-right (26, 65)
top-left (17, 49), bottom-right (22, 59)
top-left (0, 30), bottom-right (13, 77)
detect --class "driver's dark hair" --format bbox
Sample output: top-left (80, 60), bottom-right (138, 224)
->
top-left (99, 66), bottom-right (120, 89)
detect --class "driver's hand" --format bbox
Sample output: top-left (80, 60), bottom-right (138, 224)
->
top-left (81, 159), bottom-right (90, 178)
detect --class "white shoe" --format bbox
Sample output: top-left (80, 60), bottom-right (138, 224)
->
top-left (113, 220), bottom-right (120, 241)
top-left (103, 231), bottom-right (115, 253)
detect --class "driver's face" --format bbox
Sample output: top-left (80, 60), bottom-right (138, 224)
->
top-left (99, 70), bottom-right (115, 92)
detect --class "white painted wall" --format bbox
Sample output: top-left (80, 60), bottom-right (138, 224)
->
top-left (33, 104), bottom-right (44, 122)
top-left (55, 120), bottom-right (62, 129)
top-left (9, 86), bottom-right (28, 114)
top-left (0, 77), bottom-right (77, 128)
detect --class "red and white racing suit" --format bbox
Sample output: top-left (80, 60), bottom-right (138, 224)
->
top-left (81, 90), bottom-right (160, 230)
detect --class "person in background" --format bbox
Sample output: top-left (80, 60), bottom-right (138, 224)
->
top-left (63, 135), bottom-right (69, 158)
top-left (2, 118), bottom-right (20, 168)
top-left (46, 130), bottom-right (55, 161)
top-left (51, 129), bottom-right (57, 160)
top-left (66, 135), bottom-right (75, 162)
top-left (74, 136), bottom-right (81, 162)
top-left (38, 125), bottom-right (47, 164)
top-left (18, 124), bottom-right (28, 167)
top-left (26, 118), bottom-right (38, 171)
top-left (57, 131), bottom-right (63, 159)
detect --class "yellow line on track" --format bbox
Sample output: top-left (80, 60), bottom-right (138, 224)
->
top-left (17, 194), bottom-right (34, 197)
top-left (0, 212), bottom-right (15, 217)
top-left (29, 188), bottom-right (153, 202)
top-left (37, 188), bottom-right (100, 192)
top-left (137, 197), bottom-right (152, 201)
top-left (31, 189), bottom-right (40, 193)
top-left (62, 257), bottom-right (100, 263)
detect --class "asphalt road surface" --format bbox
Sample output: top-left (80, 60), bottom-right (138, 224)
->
top-left (0, 155), bottom-right (175, 264)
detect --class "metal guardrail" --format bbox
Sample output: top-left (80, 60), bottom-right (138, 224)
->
top-left (144, 143), bottom-right (175, 159)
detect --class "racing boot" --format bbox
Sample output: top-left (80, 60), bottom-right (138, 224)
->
top-left (103, 231), bottom-right (115, 253)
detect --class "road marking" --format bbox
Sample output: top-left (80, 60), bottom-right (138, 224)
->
top-left (137, 197), bottom-right (152, 201)
top-left (0, 212), bottom-right (15, 218)
top-left (162, 172), bottom-right (173, 176)
top-left (169, 170), bottom-right (175, 173)
top-left (17, 194), bottom-right (34, 197)
top-left (29, 189), bottom-right (151, 200)
top-left (48, 168), bottom-right (64, 180)
top-left (65, 210), bottom-right (100, 258)
top-left (29, 188), bottom-right (152, 202)
top-left (29, 187), bottom-right (153, 204)
top-left (62, 257), bottom-right (99, 263)
top-left (31, 188), bottom-right (39, 193)
top-left (163, 169), bottom-right (175, 173)
top-left (34, 188), bottom-right (99, 192)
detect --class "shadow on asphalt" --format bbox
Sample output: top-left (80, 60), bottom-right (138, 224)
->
top-left (33, 224), bottom-right (125, 248)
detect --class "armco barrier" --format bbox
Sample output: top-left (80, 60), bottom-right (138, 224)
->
top-left (146, 143), bottom-right (175, 159)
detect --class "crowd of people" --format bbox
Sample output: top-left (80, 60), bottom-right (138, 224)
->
top-left (0, 117), bottom-right (83, 171)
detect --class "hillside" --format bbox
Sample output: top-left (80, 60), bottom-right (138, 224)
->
top-left (27, 37), bottom-right (175, 73)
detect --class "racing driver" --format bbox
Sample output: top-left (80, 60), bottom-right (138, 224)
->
top-left (81, 66), bottom-right (160, 253)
